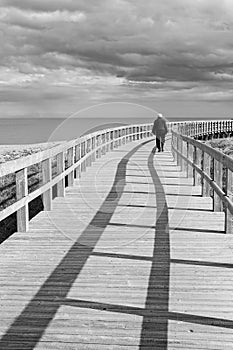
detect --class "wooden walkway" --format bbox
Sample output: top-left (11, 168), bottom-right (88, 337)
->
top-left (1, 136), bottom-right (233, 349)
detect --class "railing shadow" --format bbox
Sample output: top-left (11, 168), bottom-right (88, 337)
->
top-left (139, 151), bottom-right (170, 349)
top-left (0, 140), bottom-right (151, 350)
top-left (2, 138), bottom-right (231, 349)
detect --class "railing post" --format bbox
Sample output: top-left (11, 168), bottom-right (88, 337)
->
top-left (110, 132), bottom-right (114, 150)
top-left (123, 128), bottom-right (126, 144)
top-left (118, 130), bottom-right (121, 147)
top-left (67, 147), bottom-right (74, 186)
top-left (200, 150), bottom-right (205, 195)
top-left (81, 140), bottom-right (87, 171)
top-left (193, 146), bottom-right (197, 186)
top-left (102, 133), bottom-right (106, 155)
top-left (225, 168), bottom-right (233, 233)
top-left (175, 134), bottom-right (179, 164)
top-left (203, 153), bottom-right (211, 197)
top-left (213, 159), bottom-right (223, 211)
top-left (130, 127), bottom-right (133, 142)
top-left (57, 152), bottom-right (65, 197)
top-left (42, 158), bottom-right (52, 211)
top-left (125, 128), bottom-right (129, 143)
top-left (85, 139), bottom-right (91, 167)
top-left (91, 136), bottom-right (96, 162)
top-left (171, 132), bottom-right (175, 161)
top-left (195, 148), bottom-right (202, 186)
top-left (106, 132), bottom-right (110, 151)
top-left (75, 143), bottom-right (81, 178)
top-left (133, 127), bottom-right (136, 141)
top-left (96, 136), bottom-right (100, 158)
top-left (113, 130), bottom-right (117, 148)
top-left (177, 137), bottom-right (183, 170)
top-left (183, 141), bottom-right (188, 174)
top-left (16, 168), bottom-right (29, 232)
top-left (187, 142), bottom-right (193, 177)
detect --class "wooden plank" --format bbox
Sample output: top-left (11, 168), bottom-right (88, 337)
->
top-left (1, 138), bottom-right (233, 350)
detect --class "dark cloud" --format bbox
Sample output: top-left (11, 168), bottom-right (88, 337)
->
top-left (0, 0), bottom-right (100, 12)
top-left (0, 0), bottom-right (233, 118)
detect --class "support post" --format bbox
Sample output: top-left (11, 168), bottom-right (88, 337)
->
top-left (202, 153), bottom-right (211, 197)
top-left (110, 132), bottom-right (114, 150)
top-left (177, 137), bottom-right (183, 169)
top-left (16, 168), bottom-right (29, 232)
top-left (213, 159), bottom-right (223, 211)
top-left (81, 141), bottom-right (87, 172)
top-left (75, 143), bottom-right (81, 178)
top-left (225, 169), bottom-right (233, 233)
top-left (67, 147), bottom-right (74, 186)
top-left (174, 134), bottom-right (178, 164)
top-left (187, 143), bottom-right (193, 177)
top-left (42, 158), bottom-right (52, 211)
top-left (193, 146), bottom-right (197, 186)
top-left (200, 150), bottom-right (205, 195)
top-left (183, 141), bottom-right (187, 174)
top-left (57, 152), bottom-right (65, 197)
top-left (91, 137), bottom-right (96, 162)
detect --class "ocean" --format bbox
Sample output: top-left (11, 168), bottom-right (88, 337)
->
top-left (0, 116), bottom-right (214, 145)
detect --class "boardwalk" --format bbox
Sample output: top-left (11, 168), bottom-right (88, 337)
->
top-left (1, 135), bottom-right (233, 349)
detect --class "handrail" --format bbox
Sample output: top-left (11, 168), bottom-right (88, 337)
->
top-left (1, 119), bottom-right (233, 234)
top-left (171, 119), bottom-right (233, 234)
top-left (0, 124), bottom-right (150, 178)
top-left (0, 123), bottom-right (156, 232)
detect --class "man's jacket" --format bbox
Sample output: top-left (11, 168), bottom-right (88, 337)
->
top-left (152, 117), bottom-right (168, 136)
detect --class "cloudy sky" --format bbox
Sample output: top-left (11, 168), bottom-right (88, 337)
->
top-left (0, 0), bottom-right (233, 119)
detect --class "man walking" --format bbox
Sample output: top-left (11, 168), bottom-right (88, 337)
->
top-left (152, 113), bottom-right (168, 152)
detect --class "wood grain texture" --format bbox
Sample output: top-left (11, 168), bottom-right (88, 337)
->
top-left (0, 136), bottom-right (233, 350)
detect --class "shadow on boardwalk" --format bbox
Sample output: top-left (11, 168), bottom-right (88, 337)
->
top-left (1, 140), bottom-right (232, 349)
top-left (139, 150), bottom-right (170, 349)
top-left (0, 141), bottom-right (152, 349)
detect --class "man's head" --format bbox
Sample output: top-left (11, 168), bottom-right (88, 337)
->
top-left (157, 113), bottom-right (163, 118)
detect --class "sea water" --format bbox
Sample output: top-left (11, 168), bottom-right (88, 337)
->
top-left (0, 116), bottom-right (212, 145)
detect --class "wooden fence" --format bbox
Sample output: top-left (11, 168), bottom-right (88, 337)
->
top-left (1, 119), bottom-right (233, 234)
top-left (0, 124), bottom-right (153, 232)
top-left (172, 120), bottom-right (233, 233)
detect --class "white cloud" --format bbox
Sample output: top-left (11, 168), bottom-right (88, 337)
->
top-left (0, 7), bottom-right (86, 29)
top-left (0, 0), bottom-right (233, 118)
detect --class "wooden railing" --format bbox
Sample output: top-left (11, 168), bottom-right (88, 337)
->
top-left (176, 120), bottom-right (233, 139)
top-left (0, 123), bottom-right (154, 232)
top-left (172, 119), bottom-right (233, 233)
top-left (1, 119), bottom-right (233, 234)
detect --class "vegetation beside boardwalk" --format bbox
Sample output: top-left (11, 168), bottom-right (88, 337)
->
top-left (206, 137), bottom-right (233, 157)
top-left (0, 142), bottom-right (60, 164)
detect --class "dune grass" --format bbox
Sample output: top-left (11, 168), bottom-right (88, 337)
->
top-left (206, 137), bottom-right (233, 157)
